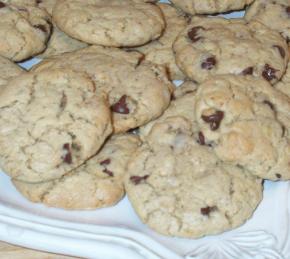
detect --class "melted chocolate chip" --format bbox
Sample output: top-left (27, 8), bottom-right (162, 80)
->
top-left (188, 26), bottom-right (204, 42)
top-left (103, 168), bottom-right (114, 177)
top-left (201, 110), bottom-right (224, 131)
top-left (62, 143), bottom-right (72, 164)
top-left (263, 100), bottom-right (275, 111)
top-left (201, 56), bottom-right (216, 70)
top-left (111, 95), bottom-right (130, 114)
top-left (273, 45), bottom-right (286, 58)
top-left (130, 175), bottom-right (149, 185)
top-left (36, 0), bottom-right (42, 3)
top-left (200, 206), bottom-right (217, 216)
top-left (262, 64), bottom-right (278, 81)
top-left (276, 173), bottom-right (282, 179)
top-left (282, 125), bottom-right (286, 137)
top-left (197, 131), bottom-right (205, 145)
top-left (0, 2), bottom-right (6, 8)
top-left (286, 6), bottom-right (290, 16)
top-left (34, 24), bottom-right (47, 33)
top-left (241, 67), bottom-right (254, 75)
top-left (100, 158), bottom-right (111, 166)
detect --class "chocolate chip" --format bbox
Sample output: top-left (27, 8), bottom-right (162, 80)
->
top-left (273, 45), bottom-right (285, 58)
top-left (36, 0), bottom-right (42, 3)
top-left (103, 168), bottom-right (114, 177)
top-left (130, 175), bottom-right (149, 185)
top-left (60, 92), bottom-right (67, 109)
top-left (286, 6), bottom-right (290, 17)
top-left (200, 206), bottom-right (217, 216)
top-left (201, 56), bottom-right (216, 70)
top-left (62, 143), bottom-right (72, 164)
top-left (197, 131), bottom-right (205, 145)
top-left (34, 24), bottom-right (47, 33)
top-left (263, 100), bottom-right (275, 111)
top-left (282, 125), bottom-right (286, 137)
top-left (188, 26), bottom-right (204, 43)
top-left (201, 110), bottom-right (224, 131)
top-left (262, 64), bottom-right (278, 81)
top-left (276, 173), bottom-right (282, 179)
top-left (111, 95), bottom-right (130, 114)
top-left (0, 2), bottom-right (6, 8)
top-left (100, 158), bottom-right (111, 166)
top-left (241, 67), bottom-right (254, 75)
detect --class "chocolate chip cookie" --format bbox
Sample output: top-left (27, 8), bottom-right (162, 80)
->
top-left (173, 17), bottom-right (288, 84)
top-left (0, 1), bottom-right (51, 61)
top-left (32, 46), bottom-right (173, 133)
top-left (170, 0), bottom-right (254, 15)
top-left (0, 55), bottom-right (25, 89)
top-left (0, 69), bottom-right (112, 182)
top-left (134, 3), bottom-right (188, 80)
top-left (126, 117), bottom-right (263, 238)
top-left (52, 0), bottom-right (165, 47)
top-left (13, 134), bottom-right (140, 209)
top-left (194, 75), bottom-right (290, 180)
top-left (245, 0), bottom-right (290, 41)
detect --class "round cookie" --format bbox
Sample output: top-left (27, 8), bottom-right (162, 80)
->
top-left (134, 3), bottom-right (188, 80)
top-left (52, 0), bottom-right (165, 47)
top-left (126, 117), bottom-right (263, 238)
top-left (194, 75), bottom-right (290, 180)
top-left (0, 55), bottom-right (25, 89)
top-left (275, 47), bottom-right (290, 97)
top-left (13, 134), bottom-right (140, 210)
top-left (170, 0), bottom-right (254, 15)
top-left (32, 46), bottom-right (173, 133)
top-left (0, 1), bottom-right (51, 61)
top-left (173, 17), bottom-right (289, 84)
top-left (0, 69), bottom-right (112, 182)
top-left (36, 0), bottom-right (88, 58)
top-left (245, 0), bottom-right (290, 41)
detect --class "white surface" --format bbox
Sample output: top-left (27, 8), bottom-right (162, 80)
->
top-left (0, 5), bottom-right (289, 259)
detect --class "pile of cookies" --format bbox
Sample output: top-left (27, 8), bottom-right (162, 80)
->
top-left (0, 0), bottom-right (289, 239)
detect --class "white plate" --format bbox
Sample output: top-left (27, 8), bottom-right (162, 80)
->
top-left (0, 4), bottom-right (290, 259)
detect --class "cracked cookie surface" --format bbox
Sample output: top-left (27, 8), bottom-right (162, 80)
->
top-left (134, 3), bottom-right (188, 80)
top-left (13, 134), bottom-right (140, 209)
top-left (173, 17), bottom-right (288, 84)
top-left (0, 69), bottom-right (112, 182)
top-left (52, 0), bottom-right (165, 47)
top-left (0, 55), bottom-right (25, 89)
top-left (0, 1), bottom-right (51, 61)
top-left (194, 75), bottom-right (290, 180)
top-left (32, 46), bottom-right (173, 133)
top-left (245, 0), bottom-right (290, 41)
top-left (275, 46), bottom-right (290, 97)
top-left (126, 117), bottom-right (262, 238)
top-left (170, 0), bottom-right (254, 15)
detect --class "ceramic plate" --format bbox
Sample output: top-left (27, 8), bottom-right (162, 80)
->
top-left (0, 2), bottom-right (289, 259)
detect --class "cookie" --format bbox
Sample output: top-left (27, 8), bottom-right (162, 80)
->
top-left (170, 0), bottom-right (254, 15)
top-left (194, 75), bottom-right (290, 180)
top-left (13, 134), bottom-right (140, 209)
top-left (245, 0), bottom-right (290, 41)
top-left (32, 46), bottom-right (173, 133)
top-left (275, 46), bottom-right (290, 97)
top-left (52, 0), bottom-right (165, 47)
top-left (125, 117), bottom-right (263, 238)
top-left (0, 1), bottom-right (51, 61)
top-left (134, 3), bottom-right (188, 80)
top-left (172, 80), bottom-right (198, 99)
top-left (0, 55), bottom-right (25, 88)
top-left (173, 17), bottom-right (288, 84)
top-left (36, 0), bottom-right (87, 58)
top-left (0, 69), bottom-right (112, 182)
